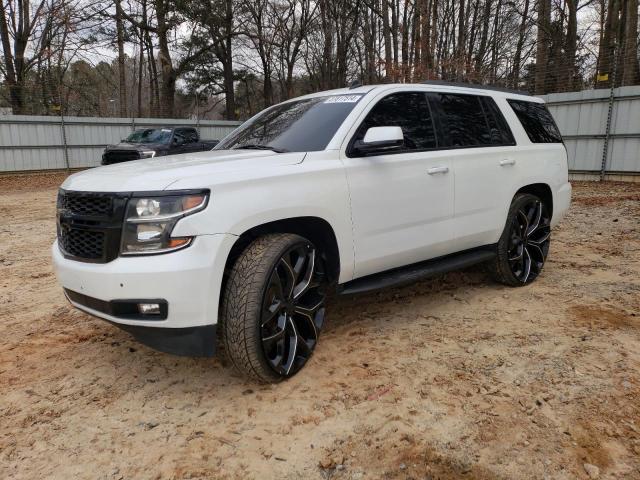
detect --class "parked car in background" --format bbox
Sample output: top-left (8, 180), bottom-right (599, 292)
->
top-left (101, 127), bottom-right (219, 165)
top-left (54, 82), bottom-right (571, 383)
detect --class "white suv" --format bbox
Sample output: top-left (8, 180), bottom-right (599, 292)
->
top-left (53, 82), bottom-right (571, 382)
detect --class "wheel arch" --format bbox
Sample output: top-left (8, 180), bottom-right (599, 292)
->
top-left (223, 216), bottom-right (342, 286)
top-left (515, 183), bottom-right (553, 217)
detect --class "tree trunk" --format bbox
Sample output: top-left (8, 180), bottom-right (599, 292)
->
top-left (457, 0), bottom-right (465, 80)
top-left (535, 0), bottom-right (551, 94)
top-left (419, 0), bottom-right (432, 77)
top-left (430, 0), bottom-right (438, 76)
top-left (137, 32), bottom-right (144, 116)
top-left (0, 4), bottom-right (23, 114)
top-left (115, 0), bottom-right (127, 117)
top-left (382, 0), bottom-right (393, 80)
top-left (155, 0), bottom-right (176, 117)
top-left (401, 2), bottom-right (410, 81)
top-left (363, 4), bottom-right (376, 82)
top-left (511, 0), bottom-right (529, 88)
top-left (391, 0), bottom-right (399, 79)
top-left (564, 0), bottom-right (577, 91)
top-left (263, 72), bottom-right (274, 106)
top-left (621, 0), bottom-right (639, 85)
top-left (474, 0), bottom-right (491, 74)
top-left (489, 0), bottom-right (502, 82)
top-left (596, 0), bottom-right (620, 88)
top-left (223, 55), bottom-right (236, 120)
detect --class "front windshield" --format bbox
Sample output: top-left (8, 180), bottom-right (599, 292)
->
top-left (125, 128), bottom-right (173, 144)
top-left (216, 94), bottom-right (364, 152)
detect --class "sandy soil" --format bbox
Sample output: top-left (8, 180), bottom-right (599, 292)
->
top-left (1, 175), bottom-right (639, 480)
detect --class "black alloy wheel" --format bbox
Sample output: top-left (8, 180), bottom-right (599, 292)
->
top-left (493, 193), bottom-right (551, 286)
top-left (507, 198), bottom-right (551, 283)
top-left (220, 233), bottom-right (327, 382)
top-left (260, 243), bottom-right (326, 377)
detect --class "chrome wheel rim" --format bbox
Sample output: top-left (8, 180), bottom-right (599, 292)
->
top-left (260, 243), bottom-right (326, 377)
top-left (508, 200), bottom-right (551, 283)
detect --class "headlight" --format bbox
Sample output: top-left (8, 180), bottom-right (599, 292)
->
top-left (140, 150), bottom-right (156, 158)
top-left (120, 191), bottom-right (208, 255)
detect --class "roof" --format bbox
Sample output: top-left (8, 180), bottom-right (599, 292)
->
top-left (294, 82), bottom-right (540, 103)
top-left (419, 80), bottom-right (531, 96)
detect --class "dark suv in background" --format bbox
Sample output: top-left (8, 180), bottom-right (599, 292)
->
top-left (101, 127), bottom-right (219, 165)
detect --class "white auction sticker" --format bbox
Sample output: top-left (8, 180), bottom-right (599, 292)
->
top-left (324, 95), bottom-right (362, 104)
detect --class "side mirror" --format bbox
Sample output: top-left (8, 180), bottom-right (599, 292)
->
top-left (173, 136), bottom-right (184, 146)
top-left (353, 126), bottom-right (404, 155)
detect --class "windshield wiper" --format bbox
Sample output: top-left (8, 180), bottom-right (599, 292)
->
top-left (233, 144), bottom-right (289, 153)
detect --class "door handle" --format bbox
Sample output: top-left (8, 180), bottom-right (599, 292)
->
top-left (500, 159), bottom-right (516, 166)
top-left (427, 166), bottom-right (449, 175)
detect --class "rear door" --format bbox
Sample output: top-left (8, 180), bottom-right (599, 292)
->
top-left (341, 90), bottom-right (456, 279)
top-left (432, 93), bottom-right (519, 250)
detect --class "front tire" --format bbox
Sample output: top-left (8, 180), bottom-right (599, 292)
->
top-left (492, 193), bottom-right (551, 286)
top-left (220, 233), bottom-right (327, 382)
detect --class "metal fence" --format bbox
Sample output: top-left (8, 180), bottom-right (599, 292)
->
top-left (540, 86), bottom-right (640, 179)
top-left (1, 87), bottom-right (640, 177)
top-left (0, 116), bottom-right (241, 172)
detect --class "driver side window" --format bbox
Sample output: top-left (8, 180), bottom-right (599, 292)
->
top-left (352, 92), bottom-right (437, 153)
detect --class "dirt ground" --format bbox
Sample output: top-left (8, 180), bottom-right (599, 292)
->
top-left (1, 174), bottom-right (639, 480)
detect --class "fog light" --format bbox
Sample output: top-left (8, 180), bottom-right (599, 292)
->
top-left (138, 303), bottom-right (161, 315)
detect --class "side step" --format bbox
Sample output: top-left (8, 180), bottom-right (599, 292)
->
top-left (339, 246), bottom-right (496, 296)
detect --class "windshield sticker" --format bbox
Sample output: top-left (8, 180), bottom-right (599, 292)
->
top-left (324, 95), bottom-right (362, 104)
top-left (161, 128), bottom-right (172, 132)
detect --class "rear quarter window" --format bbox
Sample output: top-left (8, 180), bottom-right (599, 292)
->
top-left (507, 100), bottom-right (562, 143)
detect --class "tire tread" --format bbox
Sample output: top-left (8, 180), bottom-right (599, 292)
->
top-left (491, 193), bottom-right (544, 287)
top-left (220, 233), bottom-right (308, 383)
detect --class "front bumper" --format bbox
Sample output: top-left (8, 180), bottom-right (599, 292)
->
top-left (52, 233), bottom-right (237, 330)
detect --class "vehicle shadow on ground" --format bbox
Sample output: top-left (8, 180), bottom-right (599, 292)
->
top-left (325, 264), bottom-right (494, 333)
top-left (72, 264), bottom-right (494, 397)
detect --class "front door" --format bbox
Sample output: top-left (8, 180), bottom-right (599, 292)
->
top-left (341, 91), bottom-right (455, 279)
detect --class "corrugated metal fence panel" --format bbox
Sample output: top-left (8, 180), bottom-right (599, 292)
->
top-left (0, 116), bottom-right (241, 172)
top-left (2, 90), bottom-right (639, 174)
top-left (607, 90), bottom-right (640, 172)
top-left (541, 86), bottom-right (640, 173)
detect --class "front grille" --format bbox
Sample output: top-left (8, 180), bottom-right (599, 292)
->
top-left (103, 150), bottom-right (140, 164)
top-left (57, 190), bottom-right (129, 263)
top-left (59, 228), bottom-right (105, 259)
top-left (61, 193), bottom-right (112, 216)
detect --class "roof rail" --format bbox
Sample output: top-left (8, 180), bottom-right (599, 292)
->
top-left (420, 80), bottom-right (531, 96)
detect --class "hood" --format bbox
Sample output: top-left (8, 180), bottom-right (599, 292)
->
top-left (105, 142), bottom-right (168, 152)
top-left (62, 149), bottom-right (306, 192)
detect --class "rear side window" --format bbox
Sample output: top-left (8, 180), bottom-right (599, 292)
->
top-left (508, 100), bottom-right (562, 143)
top-left (480, 97), bottom-right (515, 145)
top-left (352, 92), bottom-right (437, 152)
top-left (437, 94), bottom-right (491, 147)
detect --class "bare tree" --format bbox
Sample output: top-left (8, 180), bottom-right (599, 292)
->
top-left (535, 0), bottom-right (551, 93)
top-left (621, 0), bottom-right (639, 85)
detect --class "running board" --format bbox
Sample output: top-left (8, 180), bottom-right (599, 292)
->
top-left (339, 247), bottom-right (496, 296)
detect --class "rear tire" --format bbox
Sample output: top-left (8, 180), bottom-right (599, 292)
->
top-left (220, 233), bottom-right (327, 382)
top-left (492, 193), bottom-right (551, 287)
